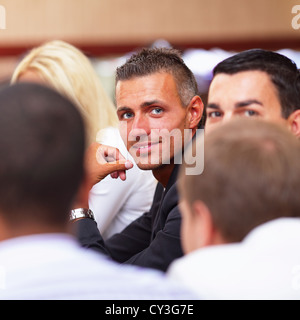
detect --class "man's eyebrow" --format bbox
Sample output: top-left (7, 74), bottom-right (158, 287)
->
top-left (117, 106), bottom-right (131, 113)
top-left (206, 100), bottom-right (263, 110)
top-left (140, 100), bottom-right (161, 108)
top-left (117, 100), bottom-right (162, 112)
top-left (235, 99), bottom-right (263, 108)
top-left (206, 103), bottom-right (220, 109)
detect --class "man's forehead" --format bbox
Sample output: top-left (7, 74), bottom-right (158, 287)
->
top-left (116, 72), bottom-right (179, 104)
top-left (209, 70), bottom-right (278, 99)
top-left (116, 71), bottom-right (176, 89)
top-left (211, 70), bottom-right (274, 87)
top-left (207, 70), bottom-right (283, 117)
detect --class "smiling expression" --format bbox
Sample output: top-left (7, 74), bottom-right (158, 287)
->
top-left (116, 72), bottom-right (193, 172)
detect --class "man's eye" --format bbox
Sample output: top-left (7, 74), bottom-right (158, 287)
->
top-left (151, 108), bottom-right (163, 115)
top-left (122, 112), bottom-right (134, 119)
top-left (244, 110), bottom-right (258, 117)
top-left (208, 111), bottom-right (222, 118)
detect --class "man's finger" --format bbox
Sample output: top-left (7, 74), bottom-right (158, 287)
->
top-left (96, 145), bottom-right (126, 164)
top-left (106, 160), bottom-right (133, 173)
top-left (108, 161), bottom-right (133, 181)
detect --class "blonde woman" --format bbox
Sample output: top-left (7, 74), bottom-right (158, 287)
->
top-left (11, 40), bottom-right (156, 239)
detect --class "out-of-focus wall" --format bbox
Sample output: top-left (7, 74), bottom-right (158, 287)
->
top-left (0, 0), bottom-right (299, 47)
top-left (0, 0), bottom-right (299, 82)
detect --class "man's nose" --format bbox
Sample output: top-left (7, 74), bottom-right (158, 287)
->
top-left (130, 115), bottom-right (151, 138)
top-left (222, 111), bottom-right (234, 123)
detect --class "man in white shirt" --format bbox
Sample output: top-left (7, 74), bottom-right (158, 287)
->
top-left (167, 118), bottom-right (300, 300)
top-left (0, 82), bottom-right (194, 300)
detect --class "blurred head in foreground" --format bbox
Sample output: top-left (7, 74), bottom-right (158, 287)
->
top-left (179, 118), bottom-right (300, 254)
top-left (0, 82), bottom-right (85, 239)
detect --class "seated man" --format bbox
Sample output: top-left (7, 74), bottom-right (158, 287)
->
top-left (168, 118), bottom-right (300, 299)
top-left (205, 49), bottom-right (300, 136)
top-left (0, 82), bottom-right (194, 300)
top-left (73, 47), bottom-right (204, 272)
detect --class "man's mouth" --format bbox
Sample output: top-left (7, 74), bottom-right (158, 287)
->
top-left (131, 141), bottom-right (160, 155)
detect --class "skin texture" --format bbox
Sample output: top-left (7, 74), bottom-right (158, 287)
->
top-left (180, 199), bottom-right (224, 254)
top-left (206, 70), bottom-right (287, 133)
top-left (116, 71), bottom-right (203, 186)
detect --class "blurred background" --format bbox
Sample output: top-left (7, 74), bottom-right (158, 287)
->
top-left (0, 0), bottom-right (299, 104)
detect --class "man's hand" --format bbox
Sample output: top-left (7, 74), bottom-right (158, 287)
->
top-left (85, 142), bottom-right (133, 190)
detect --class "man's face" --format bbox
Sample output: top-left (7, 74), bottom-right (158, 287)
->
top-left (116, 72), bottom-right (193, 171)
top-left (206, 70), bottom-right (286, 133)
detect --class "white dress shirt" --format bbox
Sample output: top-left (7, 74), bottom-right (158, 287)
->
top-left (0, 233), bottom-right (194, 300)
top-left (167, 218), bottom-right (300, 300)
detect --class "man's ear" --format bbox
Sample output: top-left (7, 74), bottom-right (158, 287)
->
top-left (193, 200), bottom-right (225, 246)
top-left (187, 96), bottom-right (204, 131)
top-left (192, 200), bottom-right (215, 247)
top-left (288, 109), bottom-right (300, 138)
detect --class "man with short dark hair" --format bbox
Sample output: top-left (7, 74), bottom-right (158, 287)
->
top-left (0, 82), bottom-right (195, 299)
top-left (168, 118), bottom-right (300, 299)
top-left (0, 82), bottom-right (85, 230)
top-left (206, 49), bottom-right (300, 136)
top-left (74, 47), bottom-right (204, 271)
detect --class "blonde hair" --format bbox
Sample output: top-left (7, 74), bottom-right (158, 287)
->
top-left (11, 40), bottom-right (118, 146)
